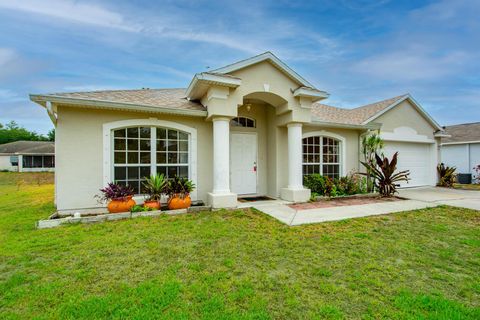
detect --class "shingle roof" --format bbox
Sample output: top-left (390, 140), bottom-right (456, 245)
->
top-left (47, 88), bottom-right (205, 112)
top-left (311, 94), bottom-right (407, 125)
top-left (35, 85), bottom-right (408, 127)
top-left (442, 122), bottom-right (480, 143)
top-left (0, 141), bottom-right (55, 154)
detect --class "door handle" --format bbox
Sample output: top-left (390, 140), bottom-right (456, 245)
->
top-left (253, 162), bottom-right (257, 172)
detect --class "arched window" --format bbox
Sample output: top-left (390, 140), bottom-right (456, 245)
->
top-left (302, 136), bottom-right (341, 179)
top-left (230, 117), bottom-right (256, 128)
top-left (113, 126), bottom-right (189, 193)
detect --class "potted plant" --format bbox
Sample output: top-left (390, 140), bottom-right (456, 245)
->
top-left (165, 176), bottom-right (195, 210)
top-left (96, 182), bottom-right (136, 213)
top-left (142, 174), bottom-right (167, 210)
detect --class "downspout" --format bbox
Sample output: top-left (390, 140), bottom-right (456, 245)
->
top-left (45, 100), bottom-right (57, 207)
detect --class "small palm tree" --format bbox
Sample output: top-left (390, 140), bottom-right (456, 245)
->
top-left (143, 174), bottom-right (167, 202)
top-left (361, 152), bottom-right (410, 197)
top-left (361, 132), bottom-right (384, 192)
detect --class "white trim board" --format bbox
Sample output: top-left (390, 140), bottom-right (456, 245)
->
top-left (441, 140), bottom-right (480, 146)
top-left (102, 118), bottom-right (198, 200)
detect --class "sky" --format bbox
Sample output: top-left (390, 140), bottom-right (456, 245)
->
top-left (0, 0), bottom-right (479, 134)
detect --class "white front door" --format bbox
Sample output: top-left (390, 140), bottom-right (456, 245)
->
top-left (230, 132), bottom-right (257, 195)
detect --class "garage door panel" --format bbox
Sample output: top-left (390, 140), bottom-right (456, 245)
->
top-left (383, 142), bottom-right (432, 187)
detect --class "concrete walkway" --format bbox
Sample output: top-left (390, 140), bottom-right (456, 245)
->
top-left (248, 186), bottom-right (479, 226)
top-left (398, 187), bottom-right (480, 211)
top-left (251, 199), bottom-right (437, 226)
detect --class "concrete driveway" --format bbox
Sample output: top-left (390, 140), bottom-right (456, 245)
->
top-left (398, 187), bottom-right (480, 210)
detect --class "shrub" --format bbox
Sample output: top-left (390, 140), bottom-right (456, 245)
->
top-left (361, 152), bottom-right (410, 197)
top-left (304, 173), bottom-right (367, 198)
top-left (473, 164), bottom-right (480, 184)
top-left (334, 173), bottom-right (365, 196)
top-left (437, 163), bottom-right (456, 187)
top-left (304, 174), bottom-right (327, 195)
top-left (96, 182), bottom-right (134, 203)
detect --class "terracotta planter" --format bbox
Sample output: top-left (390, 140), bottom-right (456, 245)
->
top-left (107, 196), bottom-right (136, 213)
top-left (168, 195), bottom-right (191, 210)
top-left (143, 200), bottom-right (161, 210)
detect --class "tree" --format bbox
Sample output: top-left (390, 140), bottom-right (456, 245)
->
top-left (47, 129), bottom-right (55, 141)
top-left (0, 121), bottom-right (51, 144)
top-left (361, 131), bottom-right (384, 192)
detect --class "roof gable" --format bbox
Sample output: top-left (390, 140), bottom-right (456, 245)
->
top-left (210, 51), bottom-right (315, 88)
top-left (362, 94), bottom-right (443, 131)
top-left (311, 94), bottom-right (443, 131)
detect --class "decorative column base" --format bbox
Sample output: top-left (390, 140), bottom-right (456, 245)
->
top-left (207, 192), bottom-right (238, 209)
top-left (280, 188), bottom-right (311, 203)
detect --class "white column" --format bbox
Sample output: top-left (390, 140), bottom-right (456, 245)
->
top-left (208, 117), bottom-right (237, 208)
top-left (212, 117), bottom-right (231, 194)
top-left (287, 123), bottom-right (303, 189)
top-left (281, 122), bottom-right (310, 202)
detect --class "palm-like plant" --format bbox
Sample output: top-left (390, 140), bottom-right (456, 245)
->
top-left (142, 174), bottom-right (167, 201)
top-left (361, 132), bottom-right (384, 192)
top-left (437, 163), bottom-right (456, 187)
top-left (361, 152), bottom-right (410, 197)
top-left (165, 176), bottom-right (196, 200)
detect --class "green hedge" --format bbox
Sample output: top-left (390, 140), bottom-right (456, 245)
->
top-left (304, 173), bottom-right (367, 198)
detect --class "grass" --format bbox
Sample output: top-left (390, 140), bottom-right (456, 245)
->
top-left (454, 183), bottom-right (480, 191)
top-left (0, 173), bottom-right (479, 319)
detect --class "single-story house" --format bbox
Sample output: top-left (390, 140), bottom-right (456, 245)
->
top-left (30, 52), bottom-right (445, 211)
top-left (441, 122), bottom-right (480, 180)
top-left (0, 140), bottom-right (55, 172)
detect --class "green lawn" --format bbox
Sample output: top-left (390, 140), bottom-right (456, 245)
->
top-left (1, 173), bottom-right (479, 319)
top-left (454, 183), bottom-right (480, 191)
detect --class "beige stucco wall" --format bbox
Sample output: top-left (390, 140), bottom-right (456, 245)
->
top-left (226, 61), bottom-right (313, 124)
top-left (55, 106), bottom-right (213, 210)
top-left (375, 100), bottom-right (436, 138)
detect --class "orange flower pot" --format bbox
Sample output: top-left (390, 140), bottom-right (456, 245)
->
top-left (143, 200), bottom-right (161, 210)
top-left (107, 196), bottom-right (136, 213)
top-left (168, 195), bottom-right (191, 210)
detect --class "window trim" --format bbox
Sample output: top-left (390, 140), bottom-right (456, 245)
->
top-left (103, 119), bottom-right (198, 200)
top-left (302, 131), bottom-right (347, 177)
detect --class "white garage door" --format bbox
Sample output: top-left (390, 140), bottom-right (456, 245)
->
top-left (383, 142), bottom-right (432, 187)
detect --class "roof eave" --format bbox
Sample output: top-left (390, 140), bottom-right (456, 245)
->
top-left (30, 94), bottom-right (208, 117)
top-left (293, 87), bottom-right (330, 102)
top-left (310, 119), bottom-right (380, 130)
top-left (441, 140), bottom-right (480, 146)
top-left (185, 73), bottom-right (242, 100)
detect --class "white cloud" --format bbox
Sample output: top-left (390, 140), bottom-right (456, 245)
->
top-left (0, 0), bottom-right (138, 31)
top-left (352, 48), bottom-right (470, 81)
top-left (0, 88), bottom-right (24, 101)
top-left (0, 48), bottom-right (16, 67)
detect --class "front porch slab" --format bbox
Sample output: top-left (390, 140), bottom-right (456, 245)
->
top-left (280, 188), bottom-right (311, 202)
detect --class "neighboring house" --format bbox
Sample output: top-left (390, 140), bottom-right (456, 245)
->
top-left (441, 122), bottom-right (480, 179)
top-left (0, 141), bottom-right (55, 172)
top-left (30, 52), bottom-right (445, 211)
